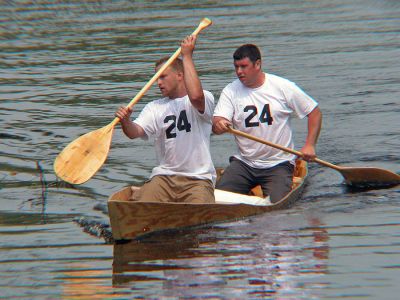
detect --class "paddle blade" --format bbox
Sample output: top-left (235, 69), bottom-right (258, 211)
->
top-left (340, 167), bottom-right (400, 187)
top-left (54, 124), bottom-right (115, 184)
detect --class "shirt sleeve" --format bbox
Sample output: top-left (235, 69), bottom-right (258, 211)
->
top-left (133, 102), bottom-right (157, 139)
top-left (213, 85), bottom-right (235, 121)
top-left (283, 80), bottom-right (318, 119)
top-left (195, 90), bottom-right (215, 120)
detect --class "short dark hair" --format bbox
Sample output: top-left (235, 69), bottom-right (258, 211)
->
top-left (155, 56), bottom-right (183, 72)
top-left (233, 44), bottom-right (261, 63)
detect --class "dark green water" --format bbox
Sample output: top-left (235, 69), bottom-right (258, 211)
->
top-left (1, 0), bottom-right (399, 298)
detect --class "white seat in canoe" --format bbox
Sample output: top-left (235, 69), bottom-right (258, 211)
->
top-left (214, 189), bottom-right (271, 206)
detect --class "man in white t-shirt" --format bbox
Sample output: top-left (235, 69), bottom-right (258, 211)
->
top-left (213, 44), bottom-right (322, 203)
top-left (115, 35), bottom-right (216, 203)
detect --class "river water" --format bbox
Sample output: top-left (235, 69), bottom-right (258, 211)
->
top-left (1, 0), bottom-right (399, 299)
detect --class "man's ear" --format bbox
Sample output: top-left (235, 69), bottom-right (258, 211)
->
top-left (255, 59), bottom-right (262, 70)
top-left (177, 71), bottom-right (184, 81)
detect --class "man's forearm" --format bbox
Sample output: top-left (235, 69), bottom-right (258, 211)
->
top-left (305, 107), bottom-right (322, 146)
top-left (120, 120), bottom-right (144, 139)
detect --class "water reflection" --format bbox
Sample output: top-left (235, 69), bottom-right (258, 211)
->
top-left (112, 215), bottom-right (330, 298)
top-left (307, 216), bottom-right (329, 268)
top-left (60, 263), bottom-right (128, 300)
top-left (112, 229), bottom-right (210, 285)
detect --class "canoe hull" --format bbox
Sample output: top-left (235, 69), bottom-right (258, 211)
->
top-left (108, 160), bottom-right (308, 241)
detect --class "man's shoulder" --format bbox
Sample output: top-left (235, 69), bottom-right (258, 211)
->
top-left (139, 98), bottom-right (169, 116)
top-left (203, 90), bottom-right (214, 101)
top-left (147, 97), bottom-right (169, 106)
top-left (228, 78), bottom-right (242, 87)
top-left (223, 79), bottom-right (243, 92)
top-left (266, 73), bottom-right (294, 87)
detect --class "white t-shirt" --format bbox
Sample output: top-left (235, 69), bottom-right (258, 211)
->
top-left (214, 73), bottom-right (318, 168)
top-left (134, 90), bottom-right (216, 184)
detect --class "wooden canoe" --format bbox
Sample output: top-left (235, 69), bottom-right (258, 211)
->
top-left (108, 159), bottom-right (308, 241)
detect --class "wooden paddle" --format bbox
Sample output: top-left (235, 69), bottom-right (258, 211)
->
top-left (228, 127), bottom-right (400, 187)
top-left (54, 18), bottom-right (212, 184)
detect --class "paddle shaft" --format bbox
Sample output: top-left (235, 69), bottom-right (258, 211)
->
top-left (228, 127), bottom-right (340, 171)
top-left (110, 17), bottom-right (212, 127)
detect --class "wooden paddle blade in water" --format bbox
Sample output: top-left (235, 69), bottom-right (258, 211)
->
top-left (313, 158), bottom-right (400, 187)
top-left (228, 127), bottom-right (400, 188)
top-left (54, 123), bottom-right (115, 184)
top-left (339, 167), bottom-right (400, 187)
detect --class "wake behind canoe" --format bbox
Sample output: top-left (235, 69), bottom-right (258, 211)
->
top-left (108, 159), bottom-right (308, 241)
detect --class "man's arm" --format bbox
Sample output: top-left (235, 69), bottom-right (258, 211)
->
top-left (300, 106), bottom-right (322, 161)
top-left (115, 106), bottom-right (145, 139)
top-left (181, 35), bottom-right (205, 113)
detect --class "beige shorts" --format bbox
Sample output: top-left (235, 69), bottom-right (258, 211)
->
top-left (132, 175), bottom-right (215, 204)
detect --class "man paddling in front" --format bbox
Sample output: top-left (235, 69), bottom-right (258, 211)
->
top-left (115, 35), bottom-right (216, 203)
top-left (213, 44), bottom-right (322, 203)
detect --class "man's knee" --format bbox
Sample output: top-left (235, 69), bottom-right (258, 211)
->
top-left (216, 160), bottom-right (253, 194)
top-left (261, 163), bottom-right (294, 203)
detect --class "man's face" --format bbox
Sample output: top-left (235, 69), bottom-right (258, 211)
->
top-left (234, 57), bottom-right (261, 88)
top-left (156, 65), bottom-right (181, 98)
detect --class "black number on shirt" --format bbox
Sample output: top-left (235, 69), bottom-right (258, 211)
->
top-left (244, 105), bottom-right (258, 127)
top-left (177, 110), bottom-right (192, 133)
top-left (260, 104), bottom-right (274, 125)
top-left (244, 104), bottom-right (274, 127)
top-left (164, 110), bottom-right (192, 139)
top-left (164, 115), bottom-right (177, 139)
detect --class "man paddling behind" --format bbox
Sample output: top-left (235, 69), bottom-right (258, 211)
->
top-left (213, 44), bottom-right (322, 203)
top-left (115, 35), bottom-right (216, 203)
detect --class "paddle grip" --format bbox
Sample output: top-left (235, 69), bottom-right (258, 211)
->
top-left (111, 18), bottom-right (212, 127)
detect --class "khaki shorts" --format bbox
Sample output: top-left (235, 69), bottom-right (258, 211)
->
top-left (132, 175), bottom-right (215, 204)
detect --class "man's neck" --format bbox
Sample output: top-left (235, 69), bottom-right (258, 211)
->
top-left (167, 86), bottom-right (187, 100)
top-left (250, 72), bottom-right (265, 89)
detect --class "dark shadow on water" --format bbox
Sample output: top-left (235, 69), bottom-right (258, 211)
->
top-left (343, 182), bottom-right (400, 194)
